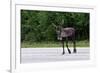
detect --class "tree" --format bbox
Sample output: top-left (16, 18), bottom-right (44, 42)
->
top-left (21, 10), bottom-right (89, 42)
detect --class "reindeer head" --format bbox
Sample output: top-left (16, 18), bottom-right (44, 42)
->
top-left (52, 20), bottom-right (64, 40)
top-left (52, 23), bottom-right (63, 40)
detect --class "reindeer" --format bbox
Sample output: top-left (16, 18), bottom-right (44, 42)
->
top-left (52, 20), bottom-right (77, 55)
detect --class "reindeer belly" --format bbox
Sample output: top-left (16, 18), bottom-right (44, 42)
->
top-left (61, 30), bottom-right (73, 37)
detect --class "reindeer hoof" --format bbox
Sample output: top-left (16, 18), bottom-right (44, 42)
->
top-left (68, 49), bottom-right (71, 54)
top-left (69, 51), bottom-right (71, 54)
top-left (62, 52), bottom-right (65, 55)
top-left (73, 49), bottom-right (77, 53)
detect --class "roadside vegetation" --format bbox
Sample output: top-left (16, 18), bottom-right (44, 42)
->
top-left (21, 40), bottom-right (89, 48)
top-left (21, 10), bottom-right (89, 48)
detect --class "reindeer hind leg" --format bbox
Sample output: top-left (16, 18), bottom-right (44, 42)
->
top-left (73, 40), bottom-right (76, 53)
top-left (73, 35), bottom-right (77, 53)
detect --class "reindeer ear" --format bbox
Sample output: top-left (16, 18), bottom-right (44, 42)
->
top-left (52, 23), bottom-right (57, 28)
top-left (61, 19), bottom-right (64, 25)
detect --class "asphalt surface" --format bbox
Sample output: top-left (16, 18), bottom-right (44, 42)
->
top-left (21, 47), bottom-right (90, 63)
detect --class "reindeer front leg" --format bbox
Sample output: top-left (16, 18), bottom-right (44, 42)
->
top-left (62, 39), bottom-right (65, 55)
top-left (66, 38), bottom-right (71, 54)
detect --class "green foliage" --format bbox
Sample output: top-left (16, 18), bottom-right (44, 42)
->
top-left (21, 10), bottom-right (89, 42)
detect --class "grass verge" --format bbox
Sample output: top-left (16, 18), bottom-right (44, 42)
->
top-left (21, 40), bottom-right (89, 48)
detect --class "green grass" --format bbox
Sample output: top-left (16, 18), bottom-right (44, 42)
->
top-left (21, 40), bottom-right (89, 48)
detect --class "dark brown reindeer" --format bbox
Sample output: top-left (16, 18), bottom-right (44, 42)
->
top-left (52, 20), bottom-right (77, 55)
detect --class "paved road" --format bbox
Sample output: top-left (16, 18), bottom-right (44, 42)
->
top-left (21, 48), bottom-right (90, 63)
